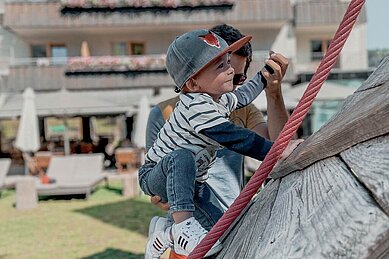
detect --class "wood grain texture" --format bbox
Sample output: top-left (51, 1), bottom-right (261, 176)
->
top-left (217, 179), bottom-right (281, 258)
top-left (271, 58), bottom-right (389, 180)
top-left (217, 157), bottom-right (389, 259)
top-left (340, 135), bottom-right (389, 215)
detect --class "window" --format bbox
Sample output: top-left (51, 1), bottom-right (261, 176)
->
top-left (44, 117), bottom-right (82, 141)
top-left (50, 44), bottom-right (68, 64)
top-left (0, 119), bottom-right (19, 152)
top-left (31, 44), bottom-right (47, 58)
top-left (311, 39), bottom-right (330, 61)
top-left (111, 42), bottom-right (145, 56)
top-left (112, 42), bottom-right (127, 56)
top-left (90, 116), bottom-right (126, 139)
top-left (130, 43), bottom-right (145, 55)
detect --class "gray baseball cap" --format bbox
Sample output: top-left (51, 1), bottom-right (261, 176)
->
top-left (166, 29), bottom-right (252, 92)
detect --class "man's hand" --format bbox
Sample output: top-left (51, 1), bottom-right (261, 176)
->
top-left (150, 195), bottom-right (170, 211)
top-left (261, 51), bottom-right (289, 96)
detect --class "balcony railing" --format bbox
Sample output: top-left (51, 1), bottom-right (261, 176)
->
top-left (66, 55), bottom-right (166, 76)
top-left (4, 0), bottom-right (292, 30)
top-left (5, 51), bottom-right (295, 92)
top-left (294, 1), bottom-right (366, 26)
top-left (6, 56), bottom-right (174, 91)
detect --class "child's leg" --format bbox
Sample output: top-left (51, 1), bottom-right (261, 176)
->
top-left (140, 149), bottom-right (197, 258)
top-left (171, 182), bottom-right (224, 257)
top-left (193, 182), bottom-right (224, 231)
top-left (139, 149), bottom-right (197, 221)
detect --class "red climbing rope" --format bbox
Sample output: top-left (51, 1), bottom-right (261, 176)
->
top-left (188, 0), bottom-right (366, 258)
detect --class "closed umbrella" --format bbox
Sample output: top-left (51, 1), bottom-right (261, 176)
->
top-left (15, 88), bottom-right (40, 153)
top-left (132, 95), bottom-right (150, 149)
top-left (15, 88), bottom-right (40, 175)
top-left (81, 41), bottom-right (90, 57)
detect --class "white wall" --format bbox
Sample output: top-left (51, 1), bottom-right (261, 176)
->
top-left (242, 28), bottom-right (279, 52)
top-left (271, 23), bottom-right (297, 61)
top-left (0, 28), bottom-right (29, 60)
top-left (340, 24), bottom-right (368, 70)
top-left (294, 24), bottom-right (368, 73)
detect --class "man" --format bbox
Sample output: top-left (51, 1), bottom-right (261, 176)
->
top-left (147, 24), bottom-right (290, 210)
top-left (144, 24), bottom-right (291, 258)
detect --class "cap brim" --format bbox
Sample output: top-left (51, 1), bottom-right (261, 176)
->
top-left (191, 35), bottom-right (253, 79)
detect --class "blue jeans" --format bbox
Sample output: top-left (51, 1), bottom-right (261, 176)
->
top-left (139, 149), bottom-right (224, 230)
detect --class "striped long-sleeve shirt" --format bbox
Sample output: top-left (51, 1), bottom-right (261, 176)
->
top-left (145, 72), bottom-right (272, 181)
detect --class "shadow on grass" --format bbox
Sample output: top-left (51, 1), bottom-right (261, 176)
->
top-left (82, 248), bottom-right (143, 259)
top-left (104, 185), bottom-right (123, 196)
top-left (38, 185), bottom-right (121, 201)
top-left (75, 197), bottom-right (165, 236)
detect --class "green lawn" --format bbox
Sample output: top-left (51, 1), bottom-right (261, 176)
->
top-left (0, 182), bottom-right (165, 259)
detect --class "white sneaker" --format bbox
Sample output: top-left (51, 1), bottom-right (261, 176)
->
top-left (145, 216), bottom-right (173, 259)
top-left (171, 217), bottom-right (222, 257)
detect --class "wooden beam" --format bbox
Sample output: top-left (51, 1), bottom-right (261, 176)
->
top-left (340, 135), bottom-right (389, 216)
top-left (218, 157), bottom-right (389, 258)
top-left (271, 57), bottom-right (389, 180)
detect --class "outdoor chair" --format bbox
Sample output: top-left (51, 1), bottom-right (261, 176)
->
top-left (36, 153), bottom-right (104, 199)
top-left (115, 148), bottom-right (142, 173)
top-left (0, 158), bottom-right (11, 196)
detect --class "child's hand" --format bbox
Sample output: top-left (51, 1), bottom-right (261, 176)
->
top-left (261, 51), bottom-right (289, 95)
top-left (150, 195), bottom-right (170, 211)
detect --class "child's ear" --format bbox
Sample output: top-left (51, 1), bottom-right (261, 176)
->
top-left (185, 78), bottom-right (200, 92)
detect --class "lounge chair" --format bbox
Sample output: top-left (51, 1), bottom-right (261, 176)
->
top-left (36, 153), bottom-right (104, 198)
top-left (0, 158), bottom-right (11, 196)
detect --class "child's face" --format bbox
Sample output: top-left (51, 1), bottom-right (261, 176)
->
top-left (191, 53), bottom-right (234, 100)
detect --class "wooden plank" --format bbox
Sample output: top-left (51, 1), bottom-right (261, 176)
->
top-left (271, 62), bottom-right (389, 180)
top-left (340, 135), bottom-right (389, 215)
top-left (216, 179), bottom-right (280, 258)
top-left (218, 157), bottom-right (389, 258)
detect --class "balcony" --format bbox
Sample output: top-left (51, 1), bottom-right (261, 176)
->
top-left (5, 52), bottom-right (293, 92)
top-left (4, 0), bottom-right (292, 33)
top-left (6, 56), bottom-right (174, 92)
top-left (294, 1), bottom-right (366, 28)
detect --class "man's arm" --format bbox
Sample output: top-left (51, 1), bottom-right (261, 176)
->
top-left (261, 52), bottom-right (292, 141)
top-left (145, 106), bottom-right (165, 152)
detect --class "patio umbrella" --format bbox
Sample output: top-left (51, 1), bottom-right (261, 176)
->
top-left (15, 88), bottom-right (40, 153)
top-left (81, 41), bottom-right (90, 57)
top-left (132, 95), bottom-right (150, 149)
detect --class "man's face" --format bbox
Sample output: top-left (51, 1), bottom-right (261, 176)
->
top-left (231, 53), bottom-right (247, 90)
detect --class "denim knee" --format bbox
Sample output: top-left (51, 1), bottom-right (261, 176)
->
top-left (164, 149), bottom-right (196, 172)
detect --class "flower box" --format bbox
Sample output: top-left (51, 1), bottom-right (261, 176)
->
top-left (65, 55), bottom-right (167, 76)
top-left (61, 0), bottom-right (235, 15)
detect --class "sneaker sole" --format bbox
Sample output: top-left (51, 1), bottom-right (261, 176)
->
top-left (148, 216), bottom-right (165, 237)
top-left (145, 216), bottom-right (167, 259)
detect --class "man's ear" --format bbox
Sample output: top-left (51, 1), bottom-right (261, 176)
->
top-left (185, 78), bottom-right (201, 92)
